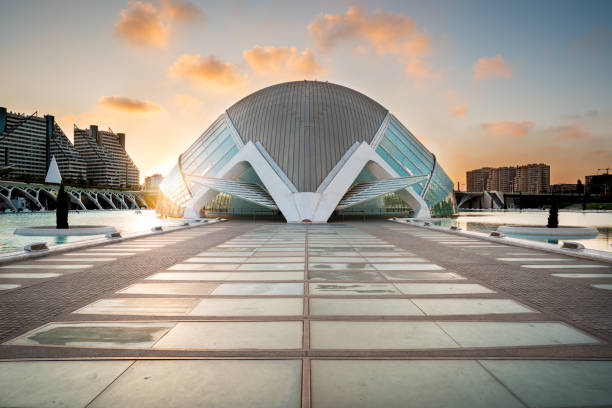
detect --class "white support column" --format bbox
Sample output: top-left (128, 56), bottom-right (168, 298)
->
top-left (311, 142), bottom-right (431, 222)
top-left (182, 141), bottom-right (432, 222)
top-left (182, 142), bottom-right (302, 221)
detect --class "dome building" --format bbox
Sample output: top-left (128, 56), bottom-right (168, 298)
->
top-left (160, 81), bottom-right (455, 222)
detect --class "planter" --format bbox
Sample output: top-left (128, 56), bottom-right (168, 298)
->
top-left (497, 225), bottom-right (599, 239)
top-left (14, 225), bottom-right (117, 236)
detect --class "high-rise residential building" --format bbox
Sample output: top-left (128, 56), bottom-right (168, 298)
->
top-left (495, 167), bottom-right (516, 192)
top-left (144, 174), bottom-right (164, 190)
top-left (551, 184), bottom-right (578, 193)
top-left (467, 163), bottom-right (549, 193)
top-left (514, 163), bottom-right (550, 193)
top-left (585, 174), bottom-right (611, 195)
top-left (0, 107), bottom-right (86, 181)
top-left (466, 167), bottom-right (492, 191)
top-left (74, 125), bottom-right (139, 188)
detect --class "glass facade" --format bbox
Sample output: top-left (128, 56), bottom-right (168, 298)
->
top-left (204, 165), bottom-right (278, 216)
top-left (160, 106), bottom-right (456, 219)
top-left (375, 115), bottom-right (455, 216)
top-left (375, 116), bottom-right (434, 196)
top-left (335, 168), bottom-right (410, 217)
top-left (160, 115), bottom-right (242, 210)
top-left (423, 162), bottom-right (456, 215)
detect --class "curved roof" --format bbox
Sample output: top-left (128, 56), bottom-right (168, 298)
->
top-left (226, 81), bottom-right (388, 192)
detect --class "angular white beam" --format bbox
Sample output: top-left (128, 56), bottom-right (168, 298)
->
top-left (183, 142), bottom-right (301, 220)
top-left (310, 142), bottom-right (430, 221)
top-left (337, 175), bottom-right (428, 209)
top-left (181, 141), bottom-right (432, 222)
top-left (187, 176), bottom-right (278, 210)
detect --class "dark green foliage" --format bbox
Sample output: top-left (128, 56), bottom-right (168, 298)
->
top-left (576, 179), bottom-right (584, 194)
top-left (547, 200), bottom-right (558, 228)
top-left (56, 183), bottom-right (69, 229)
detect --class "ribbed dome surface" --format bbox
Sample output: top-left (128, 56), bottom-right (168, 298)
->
top-left (226, 81), bottom-right (388, 192)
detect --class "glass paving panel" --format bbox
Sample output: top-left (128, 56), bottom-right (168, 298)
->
top-left (88, 360), bottom-right (302, 408)
top-left (7, 322), bottom-right (175, 348)
top-left (311, 360), bottom-right (523, 408)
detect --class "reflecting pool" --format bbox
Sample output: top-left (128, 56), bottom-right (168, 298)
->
top-left (433, 211), bottom-right (612, 252)
top-left (0, 210), bottom-right (188, 253)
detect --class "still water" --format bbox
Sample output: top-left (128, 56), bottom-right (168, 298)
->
top-left (432, 211), bottom-right (612, 252)
top-left (1, 209), bottom-right (610, 254)
top-left (0, 210), bottom-right (188, 253)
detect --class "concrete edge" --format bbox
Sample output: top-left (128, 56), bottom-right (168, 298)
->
top-left (390, 218), bottom-right (612, 263)
top-left (0, 219), bottom-right (227, 266)
top-left (497, 225), bottom-right (599, 236)
top-left (14, 226), bottom-right (118, 236)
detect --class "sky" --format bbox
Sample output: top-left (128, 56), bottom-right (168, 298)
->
top-left (0, 0), bottom-right (611, 187)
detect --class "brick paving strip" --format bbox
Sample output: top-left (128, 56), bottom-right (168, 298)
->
top-left (358, 221), bottom-right (612, 344)
top-left (0, 222), bottom-right (258, 351)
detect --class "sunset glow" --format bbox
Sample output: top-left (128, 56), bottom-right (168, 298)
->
top-left (1, 0), bottom-right (610, 184)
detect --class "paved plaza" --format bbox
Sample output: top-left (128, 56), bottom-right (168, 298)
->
top-left (0, 220), bottom-right (611, 407)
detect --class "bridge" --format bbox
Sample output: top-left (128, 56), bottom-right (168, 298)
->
top-left (455, 190), bottom-right (594, 210)
top-left (0, 180), bottom-right (149, 212)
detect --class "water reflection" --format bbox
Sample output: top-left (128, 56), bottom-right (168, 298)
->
top-left (433, 211), bottom-right (612, 252)
top-left (0, 210), bottom-right (186, 253)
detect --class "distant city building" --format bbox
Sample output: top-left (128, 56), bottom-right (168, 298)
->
top-left (514, 163), bottom-right (550, 194)
top-left (0, 107), bottom-right (86, 181)
top-left (466, 167), bottom-right (492, 192)
top-left (467, 163), bottom-right (550, 193)
top-left (550, 184), bottom-right (578, 194)
top-left (74, 125), bottom-right (139, 188)
top-left (585, 174), bottom-right (611, 195)
top-left (144, 173), bottom-right (164, 190)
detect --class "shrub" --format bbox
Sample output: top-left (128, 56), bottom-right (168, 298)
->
top-left (547, 200), bottom-right (558, 228)
top-left (56, 183), bottom-right (69, 229)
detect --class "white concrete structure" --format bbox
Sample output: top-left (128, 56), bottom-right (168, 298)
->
top-left (160, 81), bottom-right (456, 222)
top-left (45, 156), bottom-right (62, 184)
top-left (0, 180), bottom-right (147, 212)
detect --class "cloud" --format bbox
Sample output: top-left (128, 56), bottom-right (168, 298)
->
top-left (243, 46), bottom-right (326, 77)
top-left (405, 58), bottom-right (437, 79)
top-left (169, 54), bottom-right (244, 87)
top-left (173, 93), bottom-right (203, 108)
top-left (450, 105), bottom-right (468, 118)
top-left (161, 0), bottom-right (205, 23)
top-left (308, 6), bottom-right (429, 55)
top-left (481, 120), bottom-right (534, 137)
top-left (440, 89), bottom-right (459, 104)
top-left (99, 96), bottom-right (163, 113)
top-left (115, 1), bottom-right (169, 48)
top-left (549, 123), bottom-right (592, 141)
top-left (565, 110), bottom-right (599, 120)
top-left (473, 54), bottom-right (513, 80)
top-left (440, 90), bottom-right (468, 117)
top-left (308, 7), bottom-right (437, 82)
top-left (573, 28), bottom-right (612, 51)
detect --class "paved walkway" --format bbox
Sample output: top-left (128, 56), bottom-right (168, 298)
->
top-left (0, 220), bottom-right (611, 407)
